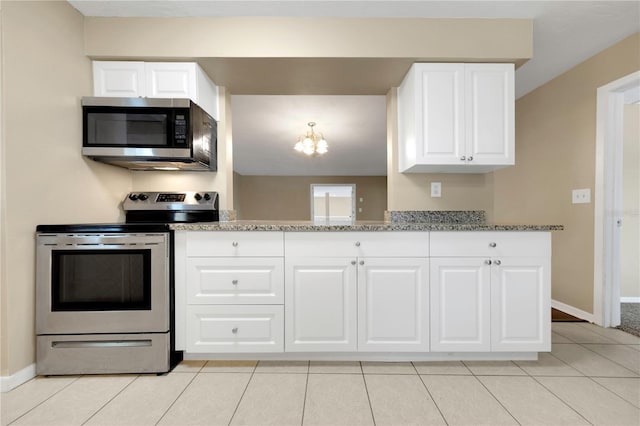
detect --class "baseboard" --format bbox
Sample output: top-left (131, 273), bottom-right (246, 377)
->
top-left (551, 300), bottom-right (595, 323)
top-left (620, 297), bottom-right (640, 303)
top-left (1, 363), bottom-right (36, 393)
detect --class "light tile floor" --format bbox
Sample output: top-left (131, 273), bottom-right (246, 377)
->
top-left (1, 323), bottom-right (639, 425)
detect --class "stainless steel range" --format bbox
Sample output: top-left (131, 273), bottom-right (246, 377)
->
top-left (35, 191), bottom-right (218, 375)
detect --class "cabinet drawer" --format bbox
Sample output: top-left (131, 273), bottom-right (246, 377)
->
top-left (285, 232), bottom-right (429, 257)
top-left (187, 231), bottom-right (284, 257)
top-left (430, 232), bottom-right (550, 258)
top-left (187, 258), bottom-right (284, 304)
top-left (186, 305), bottom-right (283, 353)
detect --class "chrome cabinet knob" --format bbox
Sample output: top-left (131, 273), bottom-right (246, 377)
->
top-left (232, 279), bottom-right (238, 285)
top-left (359, 260), bottom-right (365, 265)
top-left (494, 260), bottom-right (502, 266)
top-left (460, 156), bottom-right (466, 161)
top-left (232, 241), bottom-right (239, 247)
top-left (355, 241), bottom-right (361, 247)
top-left (485, 259), bottom-right (492, 265)
top-left (232, 327), bottom-right (238, 334)
top-left (468, 156), bottom-right (473, 161)
top-left (351, 260), bottom-right (357, 265)
top-left (489, 242), bottom-right (497, 248)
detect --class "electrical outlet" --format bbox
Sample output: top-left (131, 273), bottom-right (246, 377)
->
top-left (431, 182), bottom-right (442, 198)
top-left (572, 188), bottom-right (591, 204)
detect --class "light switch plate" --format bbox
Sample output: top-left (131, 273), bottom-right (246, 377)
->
top-left (572, 188), bottom-right (591, 204)
top-left (431, 182), bottom-right (442, 198)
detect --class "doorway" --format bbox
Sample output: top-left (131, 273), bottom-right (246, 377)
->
top-left (310, 184), bottom-right (356, 225)
top-left (593, 71), bottom-right (640, 327)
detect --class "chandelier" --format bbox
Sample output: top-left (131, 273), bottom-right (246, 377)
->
top-left (294, 122), bottom-right (328, 155)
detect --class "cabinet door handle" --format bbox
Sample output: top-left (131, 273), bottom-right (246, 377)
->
top-left (468, 156), bottom-right (473, 161)
top-left (460, 156), bottom-right (466, 161)
top-left (355, 241), bottom-right (361, 247)
top-left (232, 241), bottom-right (239, 247)
top-left (494, 260), bottom-right (502, 266)
top-left (485, 259), bottom-right (492, 265)
top-left (232, 279), bottom-right (238, 285)
top-left (489, 242), bottom-right (497, 248)
top-left (232, 327), bottom-right (238, 334)
top-left (359, 260), bottom-right (365, 265)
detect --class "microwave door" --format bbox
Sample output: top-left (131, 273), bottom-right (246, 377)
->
top-left (85, 111), bottom-right (169, 147)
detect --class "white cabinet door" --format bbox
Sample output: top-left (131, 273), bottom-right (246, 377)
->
top-left (92, 61), bottom-right (145, 97)
top-left (186, 305), bottom-right (283, 353)
top-left (465, 64), bottom-right (514, 166)
top-left (491, 257), bottom-right (551, 352)
top-left (285, 257), bottom-right (357, 352)
top-left (145, 62), bottom-right (197, 99)
top-left (357, 258), bottom-right (429, 352)
top-left (430, 258), bottom-right (491, 351)
top-left (187, 257), bottom-right (284, 305)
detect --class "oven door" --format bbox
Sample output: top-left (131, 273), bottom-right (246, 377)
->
top-left (36, 233), bottom-right (169, 335)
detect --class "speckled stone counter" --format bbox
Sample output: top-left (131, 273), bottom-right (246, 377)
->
top-left (171, 221), bottom-right (563, 232)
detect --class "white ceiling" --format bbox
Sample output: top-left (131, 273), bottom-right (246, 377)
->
top-left (68, 1), bottom-right (640, 176)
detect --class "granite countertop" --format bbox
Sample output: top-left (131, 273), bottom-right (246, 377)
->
top-left (170, 220), bottom-right (563, 232)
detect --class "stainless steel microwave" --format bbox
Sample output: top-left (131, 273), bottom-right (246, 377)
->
top-left (82, 97), bottom-right (217, 171)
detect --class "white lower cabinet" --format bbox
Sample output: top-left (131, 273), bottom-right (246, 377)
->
top-left (358, 258), bottom-right (429, 352)
top-left (430, 258), bottom-right (491, 351)
top-left (186, 305), bottom-right (283, 353)
top-left (285, 258), bottom-right (358, 352)
top-left (491, 257), bottom-right (551, 351)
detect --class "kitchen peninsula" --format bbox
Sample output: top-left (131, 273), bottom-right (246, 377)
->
top-left (172, 212), bottom-right (562, 362)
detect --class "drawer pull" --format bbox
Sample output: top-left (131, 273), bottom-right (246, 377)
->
top-left (460, 156), bottom-right (466, 161)
top-left (494, 260), bottom-right (502, 266)
top-left (351, 260), bottom-right (356, 265)
top-left (232, 327), bottom-right (238, 334)
top-left (489, 242), bottom-right (497, 248)
top-left (468, 156), bottom-right (473, 161)
top-left (359, 260), bottom-right (365, 265)
top-left (355, 241), bottom-right (361, 247)
top-left (232, 242), bottom-right (239, 247)
top-left (485, 259), bottom-right (492, 265)
top-left (232, 279), bottom-right (238, 285)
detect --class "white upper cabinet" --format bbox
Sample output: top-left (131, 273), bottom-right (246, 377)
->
top-left (92, 61), bottom-right (219, 120)
top-left (398, 63), bottom-right (514, 173)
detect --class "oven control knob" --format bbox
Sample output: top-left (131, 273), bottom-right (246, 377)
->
top-left (138, 193), bottom-right (149, 201)
top-left (194, 193), bottom-right (203, 201)
top-left (204, 193), bottom-right (211, 201)
top-left (128, 193), bottom-right (138, 201)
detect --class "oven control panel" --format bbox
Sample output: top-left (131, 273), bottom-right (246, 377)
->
top-left (123, 191), bottom-right (218, 211)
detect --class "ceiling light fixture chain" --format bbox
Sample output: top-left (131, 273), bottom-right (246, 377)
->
top-left (294, 121), bottom-right (328, 156)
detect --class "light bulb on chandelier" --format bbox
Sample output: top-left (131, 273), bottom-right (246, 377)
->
top-left (294, 122), bottom-right (328, 156)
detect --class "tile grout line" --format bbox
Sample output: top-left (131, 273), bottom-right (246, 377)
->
top-left (299, 361), bottom-right (310, 426)
top-left (226, 361), bottom-right (258, 426)
top-left (360, 361), bottom-right (377, 426)
top-left (81, 374), bottom-right (139, 425)
top-left (587, 377), bottom-right (640, 409)
top-left (412, 362), bottom-right (449, 426)
top-left (153, 371), bottom-right (201, 426)
top-left (528, 375), bottom-right (595, 425)
top-left (471, 372), bottom-right (522, 426)
top-left (7, 374), bottom-right (84, 426)
top-left (576, 342), bottom-right (640, 377)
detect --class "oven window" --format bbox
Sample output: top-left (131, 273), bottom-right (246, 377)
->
top-left (86, 112), bottom-right (168, 146)
top-left (51, 250), bottom-right (152, 311)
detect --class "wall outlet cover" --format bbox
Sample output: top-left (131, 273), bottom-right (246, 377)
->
top-left (572, 188), bottom-right (591, 204)
top-left (431, 182), bottom-right (442, 198)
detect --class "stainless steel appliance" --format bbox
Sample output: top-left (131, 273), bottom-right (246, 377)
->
top-left (36, 191), bottom-right (219, 375)
top-left (82, 97), bottom-right (217, 171)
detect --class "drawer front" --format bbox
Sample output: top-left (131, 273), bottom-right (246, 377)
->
top-left (186, 231), bottom-right (284, 257)
top-left (285, 232), bottom-right (429, 258)
top-left (187, 258), bottom-right (284, 304)
top-left (186, 305), bottom-right (284, 353)
top-left (430, 232), bottom-right (550, 258)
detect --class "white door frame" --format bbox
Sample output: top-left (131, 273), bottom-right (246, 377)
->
top-left (593, 71), bottom-right (640, 327)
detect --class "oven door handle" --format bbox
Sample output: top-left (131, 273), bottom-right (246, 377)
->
top-left (51, 340), bottom-right (152, 349)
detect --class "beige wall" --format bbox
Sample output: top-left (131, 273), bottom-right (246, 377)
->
top-left (621, 104), bottom-right (640, 298)
top-left (235, 175), bottom-right (387, 221)
top-left (131, 87), bottom-right (234, 210)
top-left (493, 33), bottom-right (640, 313)
top-left (0, 1), bottom-right (132, 376)
top-left (386, 89), bottom-right (496, 222)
